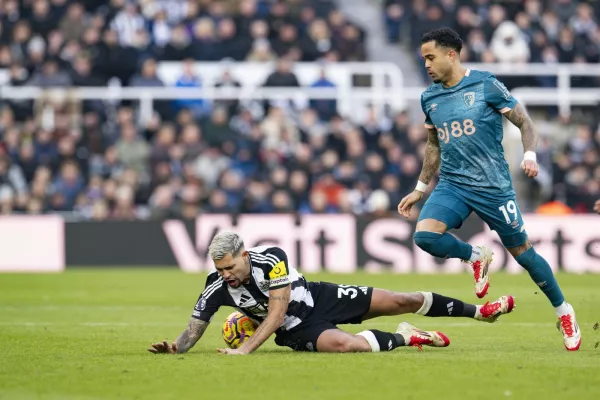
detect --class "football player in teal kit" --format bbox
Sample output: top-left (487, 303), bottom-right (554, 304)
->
top-left (398, 28), bottom-right (580, 351)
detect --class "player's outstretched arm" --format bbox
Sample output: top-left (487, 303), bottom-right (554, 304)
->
top-left (503, 103), bottom-right (539, 178)
top-left (148, 318), bottom-right (209, 354)
top-left (398, 128), bottom-right (440, 218)
top-left (218, 285), bottom-right (290, 355)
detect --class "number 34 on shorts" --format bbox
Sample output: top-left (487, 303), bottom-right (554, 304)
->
top-left (337, 284), bottom-right (369, 299)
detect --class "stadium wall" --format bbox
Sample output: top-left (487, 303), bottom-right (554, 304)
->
top-left (0, 215), bottom-right (598, 273)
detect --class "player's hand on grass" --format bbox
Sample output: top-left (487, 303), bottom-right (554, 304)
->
top-left (397, 190), bottom-right (424, 219)
top-left (520, 159), bottom-right (539, 178)
top-left (148, 340), bottom-right (177, 354)
top-left (216, 347), bottom-right (248, 355)
top-left (594, 199), bottom-right (600, 214)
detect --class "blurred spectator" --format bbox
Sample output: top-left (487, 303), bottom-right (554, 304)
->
top-left (264, 58), bottom-right (300, 87)
top-left (213, 67), bottom-right (242, 118)
top-left (392, 0), bottom-right (599, 70)
top-left (161, 24), bottom-right (193, 61)
top-left (115, 124), bottom-right (150, 176)
top-left (260, 106), bottom-right (299, 150)
top-left (28, 58), bottom-right (72, 87)
top-left (51, 160), bottom-right (85, 210)
top-left (383, 1), bottom-right (406, 44)
top-left (111, 3), bottom-right (146, 47)
top-left (246, 38), bottom-right (277, 61)
top-left (172, 59), bottom-right (209, 119)
top-left (60, 2), bottom-right (87, 42)
top-left (309, 67), bottom-right (337, 121)
top-left (490, 21), bottom-right (530, 63)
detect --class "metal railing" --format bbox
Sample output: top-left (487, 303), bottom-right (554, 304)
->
top-left (0, 85), bottom-right (404, 125)
top-left (0, 61), bottom-right (406, 120)
top-left (2, 61), bottom-right (599, 118)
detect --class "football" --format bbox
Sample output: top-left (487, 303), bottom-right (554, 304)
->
top-left (222, 311), bottom-right (258, 349)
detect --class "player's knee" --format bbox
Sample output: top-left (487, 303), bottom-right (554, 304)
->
top-left (413, 231), bottom-right (442, 253)
top-left (507, 240), bottom-right (532, 258)
top-left (348, 336), bottom-right (374, 353)
top-left (510, 241), bottom-right (539, 269)
top-left (326, 336), bottom-right (371, 353)
top-left (328, 337), bottom-right (352, 353)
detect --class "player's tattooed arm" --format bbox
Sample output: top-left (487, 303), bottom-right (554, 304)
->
top-left (418, 128), bottom-right (441, 184)
top-left (174, 318), bottom-right (209, 353)
top-left (504, 103), bottom-right (537, 152)
top-left (148, 318), bottom-right (209, 354)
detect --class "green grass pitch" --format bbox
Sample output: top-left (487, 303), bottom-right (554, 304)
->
top-left (1, 269), bottom-right (599, 400)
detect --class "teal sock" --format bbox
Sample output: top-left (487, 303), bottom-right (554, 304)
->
top-left (413, 231), bottom-right (472, 260)
top-left (515, 247), bottom-right (565, 307)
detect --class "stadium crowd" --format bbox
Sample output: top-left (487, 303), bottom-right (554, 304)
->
top-left (0, 0), bottom-right (399, 221)
top-left (0, 0), bottom-right (597, 220)
top-left (384, 0), bottom-right (600, 66)
top-left (385, 0), bottom-right (600, 90)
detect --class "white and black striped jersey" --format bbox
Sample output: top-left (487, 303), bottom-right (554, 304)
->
top-left (191, 246), bottom-right (314, 331)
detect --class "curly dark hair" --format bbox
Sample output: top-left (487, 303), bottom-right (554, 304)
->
top-left (421, 28), bottom-right (463, 53)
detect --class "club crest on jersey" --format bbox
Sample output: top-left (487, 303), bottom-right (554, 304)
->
top-left (196, 296), bottom-right (207, 311)
top-left (464, 92), bottom-right (475, 107)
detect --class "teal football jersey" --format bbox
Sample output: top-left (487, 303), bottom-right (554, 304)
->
top-left (421, 69), bottom-right (519, 195)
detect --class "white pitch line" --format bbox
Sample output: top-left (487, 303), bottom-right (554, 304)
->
top-left (349, 321), bottom-right (558, 328)
top-left (0, 306), bottom-right (188, 311)
top-left (0, 321), bottom-right (558, 328)
top-left (0, 322), bottom-right (184, 327)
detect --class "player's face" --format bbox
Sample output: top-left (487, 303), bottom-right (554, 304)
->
top-left (214, 251), bottom-right (251, 288)
top-left (421, 41), bottom-right (454, 84)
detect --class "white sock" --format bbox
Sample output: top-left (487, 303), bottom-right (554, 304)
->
top-left (469, 246), bottom-right (482, 263)
top-left (415, 291), bottom-right (433, 316)
top-left (555, 302), bottom-right (571, 317)
top-left (356, 330), bottom-right (380, 352)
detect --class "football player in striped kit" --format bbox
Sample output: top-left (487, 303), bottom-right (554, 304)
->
top-left (149, 231), bottom-right (515, 355)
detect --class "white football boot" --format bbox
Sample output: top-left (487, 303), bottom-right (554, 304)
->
top-left (467, 245), bottom-right (493, 298)
top-left (556, 303), bottom-right (582, 351)
top-left (396, 322), bottom-right (450, 350)
top-left (475, 295), bottom-right (516, 323)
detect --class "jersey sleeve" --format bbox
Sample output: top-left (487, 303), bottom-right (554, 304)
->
top-left (421, 93), bottom-right (434, 129)
top-left (261, 247), bottom-right (291, 290)
top-left (191, 272), bottom-right (223, 322)
top-left (484, 76), bottom-right (518, 114)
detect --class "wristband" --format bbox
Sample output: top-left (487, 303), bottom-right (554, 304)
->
top-left (523, 151), bottom-right (536, 162)
top-left (415, 180), bottom-right (428, 193)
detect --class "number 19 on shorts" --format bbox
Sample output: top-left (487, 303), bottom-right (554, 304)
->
top-left (499, 200), bottom-right (518, 223)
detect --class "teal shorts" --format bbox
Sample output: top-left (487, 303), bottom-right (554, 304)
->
top-left (418, 181), bottom-right (528, 248)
